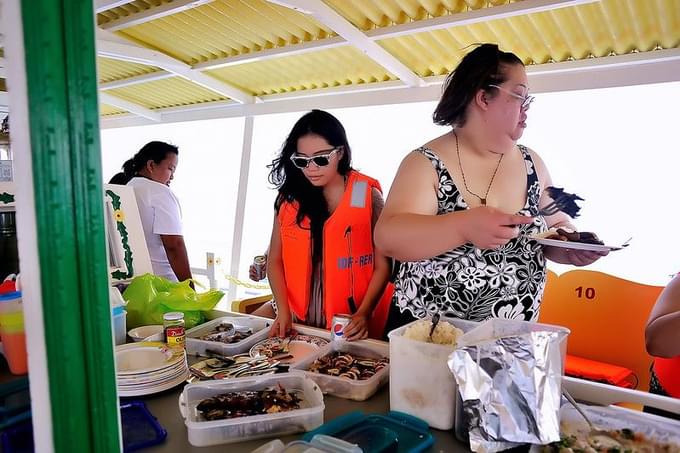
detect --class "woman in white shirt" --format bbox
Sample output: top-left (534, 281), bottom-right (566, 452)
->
top-left (110, 141), bottom-right (192, 283)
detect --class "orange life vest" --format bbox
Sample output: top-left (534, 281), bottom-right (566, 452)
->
top-left (653, 356), bottom-right (680, 398)
top-left (278, 170), bottom-right (393, 339)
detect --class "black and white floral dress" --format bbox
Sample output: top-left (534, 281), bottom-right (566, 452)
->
top-left (385, 145), bottom-right (548, 332)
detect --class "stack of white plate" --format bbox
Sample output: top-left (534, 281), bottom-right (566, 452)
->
top-left (115, 341), bottom-right (190, 397)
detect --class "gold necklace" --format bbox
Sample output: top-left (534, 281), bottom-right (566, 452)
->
top-left (454, 131), bottom-right (503, 206)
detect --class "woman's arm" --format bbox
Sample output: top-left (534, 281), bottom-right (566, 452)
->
top-left (266, 215), bottom-right (292, 337)
top-left (160, 235), bottom-right (193, 282)
top-left (646, 274), bottom-right (680, 358)
top-left (346, 189), bottom-right (391, 340)
top-left (375, 151), bottom-right (532, 261)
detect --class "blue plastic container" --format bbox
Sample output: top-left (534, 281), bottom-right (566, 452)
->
top-left (303, 411), bottom-right (433, 453)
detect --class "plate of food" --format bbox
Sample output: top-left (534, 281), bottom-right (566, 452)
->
top-left (530, 228), bottom-right (628, 252)
top-left (249, 334), bottom-right (328, 364)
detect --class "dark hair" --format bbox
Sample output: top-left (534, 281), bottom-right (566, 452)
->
top-left (268, 110), bottom-right (353, 259)
top-left (433, 43), bottom-right (524, 127)
top-left (109, 141), bottom-right (179, 185)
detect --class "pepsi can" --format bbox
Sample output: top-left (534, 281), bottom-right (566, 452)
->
top-left (252, 255), bottom-right (267, 281)
top-left (331, 314), bottom-right (352, 342)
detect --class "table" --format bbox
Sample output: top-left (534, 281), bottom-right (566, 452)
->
top-left (140, 383), bottom-right (469, 452)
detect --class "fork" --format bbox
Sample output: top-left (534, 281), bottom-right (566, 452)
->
top-left (539, 187), bottom-right (584, 218)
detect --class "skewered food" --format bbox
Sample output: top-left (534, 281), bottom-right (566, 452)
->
top-left (307, 351), bottom-right (388, 380)
top-left (196, 385), bottom-right (302, 421)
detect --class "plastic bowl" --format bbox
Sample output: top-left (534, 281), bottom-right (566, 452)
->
top-left (128, 325), bottom-right (164, 342)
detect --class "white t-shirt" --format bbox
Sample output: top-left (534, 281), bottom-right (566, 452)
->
top-left (127, 177), bottom-right (183, 282)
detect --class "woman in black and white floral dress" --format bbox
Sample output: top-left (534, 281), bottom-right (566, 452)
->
top-left (375, 44), bottom-right (607, 332)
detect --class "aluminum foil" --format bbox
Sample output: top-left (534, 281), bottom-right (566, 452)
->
top-left (448, 329), bottom-right (565, 453)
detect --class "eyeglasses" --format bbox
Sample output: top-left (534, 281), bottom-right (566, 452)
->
top-left (289, 147), bottom-right (340, 169)
top-left (488, 84), bottom-right (534, 110)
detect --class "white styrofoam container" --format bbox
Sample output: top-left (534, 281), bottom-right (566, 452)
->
top-left (388, 317), bottom-right (479, 430)
top-left (184, 316), bottom-right (271, 357)
top-left (293, 340), bottom-right (389, 401)
top-left (179, 371), bottom-right (324, 447)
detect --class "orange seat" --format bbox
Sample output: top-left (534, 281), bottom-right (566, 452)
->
top-left (539, 269), bottom-right (663, 391)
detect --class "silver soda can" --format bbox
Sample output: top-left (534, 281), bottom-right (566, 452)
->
top-left (331, 314), bottom-right (352, 342)
top-left (252, 255), bottom-right (267, 281)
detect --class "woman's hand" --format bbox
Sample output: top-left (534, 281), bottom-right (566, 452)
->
top-left (344, 313), bottom-right (369, 341)
top-left (269, 308), bottom-right (292, 338)
top-left (460, 207), bottom-right (534, 250)
top-left (563, 249), bottom-right (608, 266)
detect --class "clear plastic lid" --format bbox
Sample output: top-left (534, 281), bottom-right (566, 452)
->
top-left (163, 312), bottom-right (184, 321)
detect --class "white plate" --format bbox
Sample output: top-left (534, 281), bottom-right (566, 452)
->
top-left (118, 369), bottom-right (190, 397)
top-left (115, 342), bottom-right (184, 374)
top-left (530, 237), bottom-right (622, 252)
top-left (250, 335), bottom-right (328, 364)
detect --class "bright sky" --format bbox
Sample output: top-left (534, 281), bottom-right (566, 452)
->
top-left (101, 80), bottom-right (680, 291)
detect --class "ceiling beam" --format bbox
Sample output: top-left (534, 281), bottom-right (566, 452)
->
top-left (100, 92), bottom-right (161, 121)
top-left (97, 30), bottom-right (256, 103)
top-left (99, 71), bottom-right (174, 90)
top-left (99, 0), bottom-right (215, 32)
top-left (265, 0), bottom-right (425, 87)
top-left (366, 0), bottom-right (600, 41)
top-left (194, 0), bottom-right (598, 72)
top-left (95, 0), bottom-right (135, 14)
top-left (100, 48), bottom-right (680, 129)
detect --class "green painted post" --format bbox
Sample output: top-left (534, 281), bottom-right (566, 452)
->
top-left (19, 0), bottom-right (120, 451)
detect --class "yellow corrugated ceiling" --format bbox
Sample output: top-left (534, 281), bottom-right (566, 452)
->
top-left (107, 0), bottom-right (336, 65)
top-left (83, 0), bottom-right (680, 119)
top-left (97, 57), bottom-right (161, 83)
top-left (106, 76), bottom-right (229, 109)
top-left (100, 104), bottom-right (128, 116)
top-left (208, 46), bottom-right (396, 95)
top-left (324, 0), bottom-right (518, 30)
top-left (377, 0), bottom-right (680, 76)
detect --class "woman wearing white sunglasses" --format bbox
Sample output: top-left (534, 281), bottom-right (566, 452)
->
top-left (261, 110), bottom-right (393, 340)
top-left (375, 43), bottom-right (607, 332)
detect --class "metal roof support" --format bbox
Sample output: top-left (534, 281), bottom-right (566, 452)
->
top-left (98, 0), bottom-right (215, 32)
top-left (99, 70), bottom-right (174, 90)
top-left (99, 47), bottom-right (680, 129)
top-left (100, 92), bottom-right (162, 121)
top-left (193, 0), bottom-right (598, 72)
top-left (265, 0), bottom-right (425, 87)
top-left (366, 0), bottom-right (601, 40)
top-left (94, 0), bottom-right (135, 14)
top-left (3, 0), bottom-right (120, 451)
top-left (228, 116), bottom-right (255, 302)
top-left (96, 31), bottom-right (257, 103)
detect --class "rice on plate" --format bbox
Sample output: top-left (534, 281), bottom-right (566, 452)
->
top-left (403, 319), bottom-right (464, 346)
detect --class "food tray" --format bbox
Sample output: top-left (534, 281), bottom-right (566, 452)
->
top-left (185, 316), bottom-right (271, 357)
top-left (527, 402), bottom-right (680, 452)
top-left (179, 371), bottom-right (324, 447)
top-left (387, 317), bottom-right (479, 430)
top-left (293, 340), bottom-right (389, 401)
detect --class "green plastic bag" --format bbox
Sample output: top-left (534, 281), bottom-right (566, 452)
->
top-left (123, 273), bottom-right (224, 330)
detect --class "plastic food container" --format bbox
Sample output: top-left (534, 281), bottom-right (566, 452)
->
top-left (303, 411), bottom-right (434, 453)
top-left (387, 317), bottom-right (479, 430)
top-left (294, 340), bottom-right (389, 401)
top-left (184, 316), bottom-right (271, 357)
top-left (179, 371), bottom-right (324, 447)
